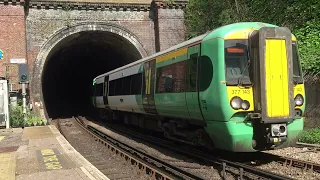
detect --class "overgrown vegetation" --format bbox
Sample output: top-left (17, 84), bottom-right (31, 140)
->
top-left (184, 0), bottom-right (320, 74)
top-left (298, 128), bottom-right (320, 144)
top-left (10, 104), bottom-right (45, 127)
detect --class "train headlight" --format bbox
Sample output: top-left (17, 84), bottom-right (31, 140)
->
top-left (230, 96), bottom-right (242, 110)
top-left (241, 100), bottom-right (250, 110)
top-left (294, 94), bottom-right (304, 106)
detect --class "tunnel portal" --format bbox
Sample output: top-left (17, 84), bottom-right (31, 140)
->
top-left (41, 30), bottom-right (143, 119)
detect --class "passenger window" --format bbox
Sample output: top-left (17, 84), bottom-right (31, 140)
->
top-left (130, 73), bottom-right (142, 95)
top-left (115, 79), bottom-right (123, 96)
top-left (156, 61), bottom-right (186, 93)
top-left (122, 76), bottom-right (131, 95)
top-left (109, 81), bottom-right (115, 96)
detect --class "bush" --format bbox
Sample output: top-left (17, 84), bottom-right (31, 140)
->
top-left (298, 128), bottom-right (320, 144)
top-left (9, 105), bottom-right (24, 127)
top-left (9, 105), bottom-right (45, 127)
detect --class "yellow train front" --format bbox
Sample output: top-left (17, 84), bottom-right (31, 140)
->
top-left (203, 23), bottom-right (305, 152)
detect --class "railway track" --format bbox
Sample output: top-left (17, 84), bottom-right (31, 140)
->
top-left (86, 117), bottom-right (320, 178)
top-left (75, 117), bottom-right (205, 180)
top-left (296, 142), bottom-right (320, 150)
top-left (256, 151), bottom-right (320, 174)
top-left (57, 116), bottom-right (205, 180)
top-left (56, 118), bottom-right (149, 180)
top-left (79, 116), bottom-right (296, 180)
top-left (90, 118), bottom-right (320, 175)
top-left (110, 119), bottom-right (320, 175)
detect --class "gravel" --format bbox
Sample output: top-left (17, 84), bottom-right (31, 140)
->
top-left (57, 118), bottom-right (152, 180)
top-left (257, 161), bottom-right (320, 180)
top-left (264, 147), bottom-right (320, 164)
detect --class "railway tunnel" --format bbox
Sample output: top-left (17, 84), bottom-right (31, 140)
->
top-left (41, 29), bottom-right (145, 119)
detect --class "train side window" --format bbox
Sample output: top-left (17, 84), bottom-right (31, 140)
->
top-left (292, 43), bottom-right (302, 80)
top-left (131, 73), bottom-right (142, 95)
top-left (156, 61), bottom-right (186, 93)
top-left (187, 55), bottom-right (198, 92)
top-left (122, 76), bottom-right (131, 95)
top-left (109, 80), bottom-right (115, 96)
top-left (199, 56), bottom-right (213, 91)
top-left (115, 78), bottom-right (123, 96)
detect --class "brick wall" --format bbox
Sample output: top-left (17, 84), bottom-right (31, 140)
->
top-left (0, 0), bottom-right (188, 119)
top-left (154, 1), bottom-right (186, 52)
top-left (0, 4), bottom-right (26, 90)
top-left (26, 8), bottom-right (156, 56)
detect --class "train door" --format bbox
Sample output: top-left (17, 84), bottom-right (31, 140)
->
top-left (186, 45), bottom-right (204, 120)
top-left (103, 76), bottom-right (109, 108)
top-left (142, 60), bottom-right (158, 114)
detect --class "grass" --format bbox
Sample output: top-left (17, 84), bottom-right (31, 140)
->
top-left (298, 128), bottom-right (320, 144)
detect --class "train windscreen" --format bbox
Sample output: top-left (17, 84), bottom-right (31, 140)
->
top-left (224, 40), bottom-right (252, 86)
top-left (292, 43), bottom-right (303, 84)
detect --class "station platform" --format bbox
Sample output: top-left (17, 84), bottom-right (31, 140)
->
top-left (0, 125), bottom-right (109, 180)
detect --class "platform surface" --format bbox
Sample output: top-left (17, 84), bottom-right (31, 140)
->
top-left (0, 125), bottom-right (109, 180)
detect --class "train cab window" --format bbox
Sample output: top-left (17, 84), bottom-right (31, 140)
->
top-left (224, 40), bottom-right (252, 86)
top-left (292, 43), bottom-right (303, 84)
top-left (95, 83), bottom-right (103, 96)
top-left (92, 84), bottom-right (96, 96)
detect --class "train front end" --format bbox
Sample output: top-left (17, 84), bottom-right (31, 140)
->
top-left (203, 23), bottom-right (305, 152)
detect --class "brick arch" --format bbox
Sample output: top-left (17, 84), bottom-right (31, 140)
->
top-left (31, 22), bottom-right (148, 121)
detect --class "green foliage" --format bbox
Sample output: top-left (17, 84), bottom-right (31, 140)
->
top-left (184, 0), bottom-right (320, 74)
top-left (9, 105), bottom-right (24, 127)
top-left (295, 19), bottom-right (320, 74)
top-left (298, 128), bottom-right (320, 144)
top-left (9, 105), bottom-right (45, 127)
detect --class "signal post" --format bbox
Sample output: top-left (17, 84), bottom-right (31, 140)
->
top-left (18, 64), bottom-right (29, 128)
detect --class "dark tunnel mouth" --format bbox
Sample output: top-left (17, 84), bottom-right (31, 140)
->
top-left (41, 30), bottom-right (143, 119)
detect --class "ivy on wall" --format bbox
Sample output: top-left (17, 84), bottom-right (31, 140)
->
top-left (184, 0), bottom-right (320, 74)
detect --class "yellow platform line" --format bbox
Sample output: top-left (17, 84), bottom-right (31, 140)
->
top-left (0, 152), bottom-right (16, 180)
top-left (0, 136), bottom-right (5, 141)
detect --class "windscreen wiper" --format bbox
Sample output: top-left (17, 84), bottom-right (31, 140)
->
top-left (237, 59), bottom-right (251, 86)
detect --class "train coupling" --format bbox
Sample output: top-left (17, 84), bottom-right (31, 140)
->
top-left (267, 124), bottom-right (288, 145)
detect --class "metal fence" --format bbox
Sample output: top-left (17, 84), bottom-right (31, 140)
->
top-left (303, 74), bottom-right (320, 129)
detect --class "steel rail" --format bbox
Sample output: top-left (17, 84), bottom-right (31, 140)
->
top-left (85, 119), bottom-right (291, 180)
top-left (296, 142), bottom-right (320, 149)
top-left (73, 117), bottom-right (205, 180)
top-left (261, 152), bottom-right (320, 173)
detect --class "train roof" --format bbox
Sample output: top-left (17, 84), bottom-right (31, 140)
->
top-left (94, 31), bottom-right (210, 80)
top-left (93, 22), bottom-right (295, 81)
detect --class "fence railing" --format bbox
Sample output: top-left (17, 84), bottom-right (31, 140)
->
top-left (303, 73), bottom-right (320, 129)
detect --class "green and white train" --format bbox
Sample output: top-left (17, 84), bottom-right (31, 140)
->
top-left (92, 22), bottom-right (306, 152)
